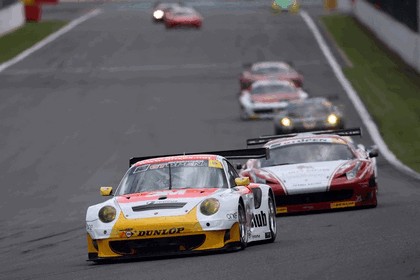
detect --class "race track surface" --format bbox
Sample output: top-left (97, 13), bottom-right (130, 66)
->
top-left (0, 1), bottom-right (419, 279)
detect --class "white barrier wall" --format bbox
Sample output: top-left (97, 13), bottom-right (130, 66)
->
top-left (353, 0), bottom-right (420, 73)
top-left (0, 1), bottom-right (25, 36)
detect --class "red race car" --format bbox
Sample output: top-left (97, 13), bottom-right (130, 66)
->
top-left (164, 7), bottom-right (203, 29)
top-left (240, 61), bottom-right (303, 90)
top-left (240, 128), bottom-right (379, 214)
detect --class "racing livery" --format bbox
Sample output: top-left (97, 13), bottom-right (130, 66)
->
top-left (240, 61), bottom-right (304, 89)
top-left (241, 128), bottom-right (378, 214)
top-left (86, 149), bottom-right (276, 261)
top-left (239, 80), bottom-right (308, 120)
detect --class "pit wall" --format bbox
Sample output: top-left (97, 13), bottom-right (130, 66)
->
top-left (0, 1), bottom-right (25, 36)
top-left (348, 0), bottom-right (420, 73)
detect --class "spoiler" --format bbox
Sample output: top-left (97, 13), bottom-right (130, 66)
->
top-left (247, 127), bottom-right (362, 146)
top-left (129, 148), bottom-right (269, 166)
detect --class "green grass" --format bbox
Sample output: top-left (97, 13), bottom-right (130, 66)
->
top-left (321, 15), bottom-right (420, 173)
top-left (0, 21), bottom-right (67, 64)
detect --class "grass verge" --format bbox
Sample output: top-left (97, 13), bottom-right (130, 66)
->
top-left (0, 21), bottom-right (67, 64)
top-left (321, 14), bottom-right (420, 173)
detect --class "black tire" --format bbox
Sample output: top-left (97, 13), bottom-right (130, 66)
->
top-left (267, 196), bottom-right (277, 243)
top-left (238, 203), bottom-right (248, 249)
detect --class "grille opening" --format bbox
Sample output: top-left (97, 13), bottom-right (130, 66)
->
top-left (110, 235), bottom-right (206, 256)
top-left (276, 190), bottom-right (353, 206)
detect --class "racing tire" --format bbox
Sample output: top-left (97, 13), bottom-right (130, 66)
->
top-left (267, 195), bottom-right (277, 243)
top-left (240, 107), bottom-right (249, 121)
top-left (238, 202), bottom-right (248, 249)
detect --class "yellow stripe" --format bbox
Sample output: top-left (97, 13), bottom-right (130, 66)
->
top-left (330, 201), bottom-right (355, 209)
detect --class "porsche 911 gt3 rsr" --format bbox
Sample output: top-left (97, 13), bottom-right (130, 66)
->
top-left (241, 128), bottom-right (378, 214)
top-left (86, 149), bottom-right (276, 261)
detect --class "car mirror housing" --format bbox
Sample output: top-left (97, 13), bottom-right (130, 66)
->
top-left (100, 186), bottom-right (113, 196)
top-left (235, 177), bottom-right (250, 186)
top-left (368, 146), bottom-right (379, 158)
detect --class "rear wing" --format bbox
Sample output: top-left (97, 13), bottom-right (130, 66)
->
top-left (247, 127), bottom-right (362, 146)
top-left (129, 147), bottom-right (269, 167)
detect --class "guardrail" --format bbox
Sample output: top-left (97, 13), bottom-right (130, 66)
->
top-left (0, 1), bottom-right (24, 36)
top-left (354, 0), bottom-right (420, 73)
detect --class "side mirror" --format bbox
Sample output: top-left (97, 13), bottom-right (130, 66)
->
top-left (236, 164), bottom-right (243, 170)
top-left (235, 177), bottom-right (250, 186)
top-left (100, 186), bottom-right (113, 196)
top-left (368, 146), bottom-right (379, 158)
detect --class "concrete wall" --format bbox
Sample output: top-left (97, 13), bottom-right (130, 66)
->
top-left (0, 1), bottom-right (25, 36)
top-left (353, 0), bottom-right (420, 73)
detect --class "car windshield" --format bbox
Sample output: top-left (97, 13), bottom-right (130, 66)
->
top-left (288, 103), bottom-right (329, 116)
top-left (116, 160), bottom-right (228, 195)
top-left (251, 66), bottom-right (288, 75)
top-left (174, 10), bottom-right (194, 16)
top-left (251, 84), bottom-right (296, 94)
top-left (260, 142), bottom-right (355, 167)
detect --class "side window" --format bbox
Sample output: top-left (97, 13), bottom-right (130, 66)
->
top-left (225, 161), bottom-right (239, 187)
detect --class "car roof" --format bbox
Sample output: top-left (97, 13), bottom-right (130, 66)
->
top-left (134, 154), bottom-right (221, 167)
top-left (251, 79), bottom-right (295, 87)
top-left (251, 61), bottom-right (290, 70)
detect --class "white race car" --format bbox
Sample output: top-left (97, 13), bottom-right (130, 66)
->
top-left (239, 80), bottom-right (308, 120)
top-left (86, 148), bottom-right (277, 261)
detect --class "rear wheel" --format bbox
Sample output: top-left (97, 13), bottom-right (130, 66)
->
top-left (238, 203), bottom-right (248, 249)
top-left (267, 196), bottom-right (277, 242)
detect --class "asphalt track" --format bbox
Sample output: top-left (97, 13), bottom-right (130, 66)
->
top-left (0, 1), bottom-right (419, 279)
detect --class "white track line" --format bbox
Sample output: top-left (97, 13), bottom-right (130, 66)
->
top-left (0, 8), bottom-right (102, 73)
top-left (300, 10), bottom-right (420, 180)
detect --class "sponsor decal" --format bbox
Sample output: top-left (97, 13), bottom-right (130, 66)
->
top-left (150, 161), bottom-right (206, 169)
top-left (276, 207), bottom-right (288, 214)
top-left (86, 223), bottom-right (93, 231)
top-left (330, 201), bottom-right (356, 209)
top-left (137, 227), bottom-right (185, 237)
top-left (252, 234), bottom-right (261, 239)
top-left (265, 232), bottom-right (271, 239)
top-left (226, 212), bottom-right (238, 220)
top-left (208, 159), bottom-right (223, 169)
top-left (251, 211), bottom-right (267, 228)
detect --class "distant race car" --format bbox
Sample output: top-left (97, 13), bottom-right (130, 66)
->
top-left (239, 80), bottom-right (308, 120)
top-left (271, 0), bottom-right (300, 13)
top-left (273, 97), bottom-right (344, 134)
top-left (86, 149), bottom-right (277, 261)
top-left (164, 7), bottom-right (203, 29)
top-left (152, 2), bottom-right (182, 22)
top-left (239, 61), bottom-right (303, 90)
top-left (240, 128), bottom-right (378, 214)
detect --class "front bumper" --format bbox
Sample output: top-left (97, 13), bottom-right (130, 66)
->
top-left (87, 222), bottom-right (241, 260)
top-left (271, 181), bottom-right (377, 214)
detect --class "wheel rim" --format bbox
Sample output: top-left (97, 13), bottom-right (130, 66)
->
top-left (238, 204), bottom-right (247, 243)
top-left (268, 197), bottom-right (276, 234)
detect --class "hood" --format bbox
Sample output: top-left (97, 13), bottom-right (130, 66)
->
top-left (251, 93), bottom-right (300, 103)
top-left (116, 188), bottom-right (222, 219)
top-left (262, 161), bottom-right (347, 195)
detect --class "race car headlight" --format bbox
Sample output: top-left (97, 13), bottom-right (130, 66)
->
top-left (280, 117), bottom-right (292, 127)
top-left (327, 114), bottom-right (338, 125)
top-left (153, 10), bottom-right (164, 19)
top-left (98, 206), bottom-right (116, 223)
top-left (200, 198), bottom-right (220, 216)
top-left (346, 161), bottom-right (362, 180)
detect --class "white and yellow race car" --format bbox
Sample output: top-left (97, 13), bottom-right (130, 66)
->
top-left (86, 148), bottom-right (277, 261)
